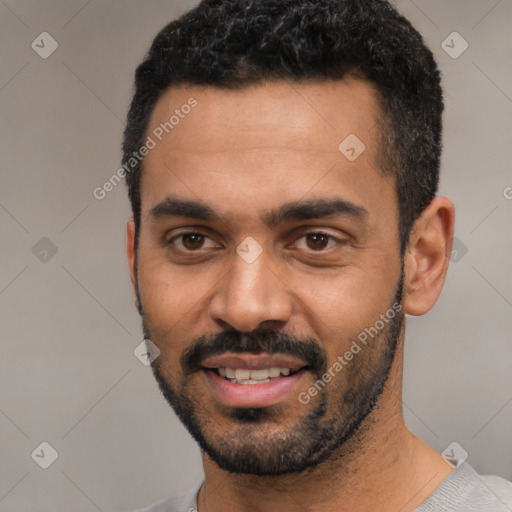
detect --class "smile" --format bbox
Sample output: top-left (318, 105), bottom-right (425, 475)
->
top-left (200, 352), bottom-right (310, 407)
top-left (212, 366), bottom-right (300, 385)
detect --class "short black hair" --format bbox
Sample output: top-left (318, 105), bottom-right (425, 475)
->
top-left (122, 0), bottom-right (443, 253)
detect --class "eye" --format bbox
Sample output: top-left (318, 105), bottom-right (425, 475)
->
top-left (168, 232), bottom-right (219, 251)
top-left (294, 232), bottom-right (339, 251)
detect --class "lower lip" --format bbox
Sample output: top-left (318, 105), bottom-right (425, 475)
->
top-left (202, 369), bottom-right (307, 408)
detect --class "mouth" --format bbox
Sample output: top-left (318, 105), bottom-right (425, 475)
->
top-left (208, 366), bottom-right (304, 384)
top-left (200, 353), bottom-right (310, 407)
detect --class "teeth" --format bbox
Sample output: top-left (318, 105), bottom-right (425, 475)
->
top-left (230, 378), bottom-right (271, 385)
top-left (216, 367), bottom-right (295, 383)
top-left (250, 369), bottom-right (269, 380)
top-left (235, 369), bottom-right (251, 380)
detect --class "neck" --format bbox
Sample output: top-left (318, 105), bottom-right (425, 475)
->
top-left (197, 344), bottom-right (453, 512)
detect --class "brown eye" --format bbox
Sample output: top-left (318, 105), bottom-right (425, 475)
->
top-left (181, 233), bottom-right (205, 250)
top-left (305, 233), bottom-right (330, 250)
top-left (167, 231), bottom-right (220, 254)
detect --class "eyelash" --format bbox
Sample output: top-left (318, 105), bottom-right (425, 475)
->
top-left (168, 232), bottom-right (219, 251)
top-left (167, 231), bottom-right (342, 252)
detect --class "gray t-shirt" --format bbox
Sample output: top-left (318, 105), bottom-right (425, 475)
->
top-left (133, 460), bottom-right (512, 512)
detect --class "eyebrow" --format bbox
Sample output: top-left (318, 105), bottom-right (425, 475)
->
top-left (149, 195), bottom-right (367, 226)
top-left (150, 196), bottom-right (219, 222)
top-left (263, 197), bottom-right (367, 226)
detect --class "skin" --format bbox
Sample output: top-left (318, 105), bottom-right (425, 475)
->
top-left (126, 77), bottom-right (456, 512)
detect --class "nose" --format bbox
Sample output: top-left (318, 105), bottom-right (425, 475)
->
top-left (208, 250), bottom-right (293, 332)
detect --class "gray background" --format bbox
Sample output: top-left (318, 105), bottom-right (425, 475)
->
top-left (1, 1), bottom-right (511, 511)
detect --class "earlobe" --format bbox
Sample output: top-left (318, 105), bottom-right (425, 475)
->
top-left (403, 197), bottom-right (455, 316)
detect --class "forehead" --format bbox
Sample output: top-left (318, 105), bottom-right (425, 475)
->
top-left (140, 78), bottom-right (395, 230)
top-left (147, 77), bottom-right (380, 155)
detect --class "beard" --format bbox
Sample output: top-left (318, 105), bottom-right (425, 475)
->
top-left (141, 266), bottom-right (404, 476)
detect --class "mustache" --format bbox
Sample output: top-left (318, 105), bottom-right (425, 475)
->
top-left (180, 329), bottom-right (327, 377)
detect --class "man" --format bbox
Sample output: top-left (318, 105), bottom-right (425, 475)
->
top-left (123, 1), bottom-right (512, 511)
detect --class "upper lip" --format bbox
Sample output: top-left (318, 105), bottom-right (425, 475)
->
top-left (201, 352), bottom-right (308, 372)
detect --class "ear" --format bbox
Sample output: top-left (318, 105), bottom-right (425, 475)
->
top-left (126, 218), bottom-right (141, 314)
top-left (403, 196), bottom-right (455, 316)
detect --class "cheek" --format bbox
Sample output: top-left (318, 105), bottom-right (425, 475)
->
top-left (286, 264), bottom-right (398, 343)
top-left (137, 252), bottom-right (232, 372)
top-left (137, 253), bottom-right (214, 323)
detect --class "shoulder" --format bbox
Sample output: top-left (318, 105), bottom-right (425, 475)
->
top-left (129, 480), bottom-right (202, 512)
top-left (416, 460), bottom-right (512, 511)
top-left (477, 471), bottom-right (512, 509)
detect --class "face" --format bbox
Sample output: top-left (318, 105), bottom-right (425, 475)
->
top-left (128, 78), bottom-right (405, 475)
